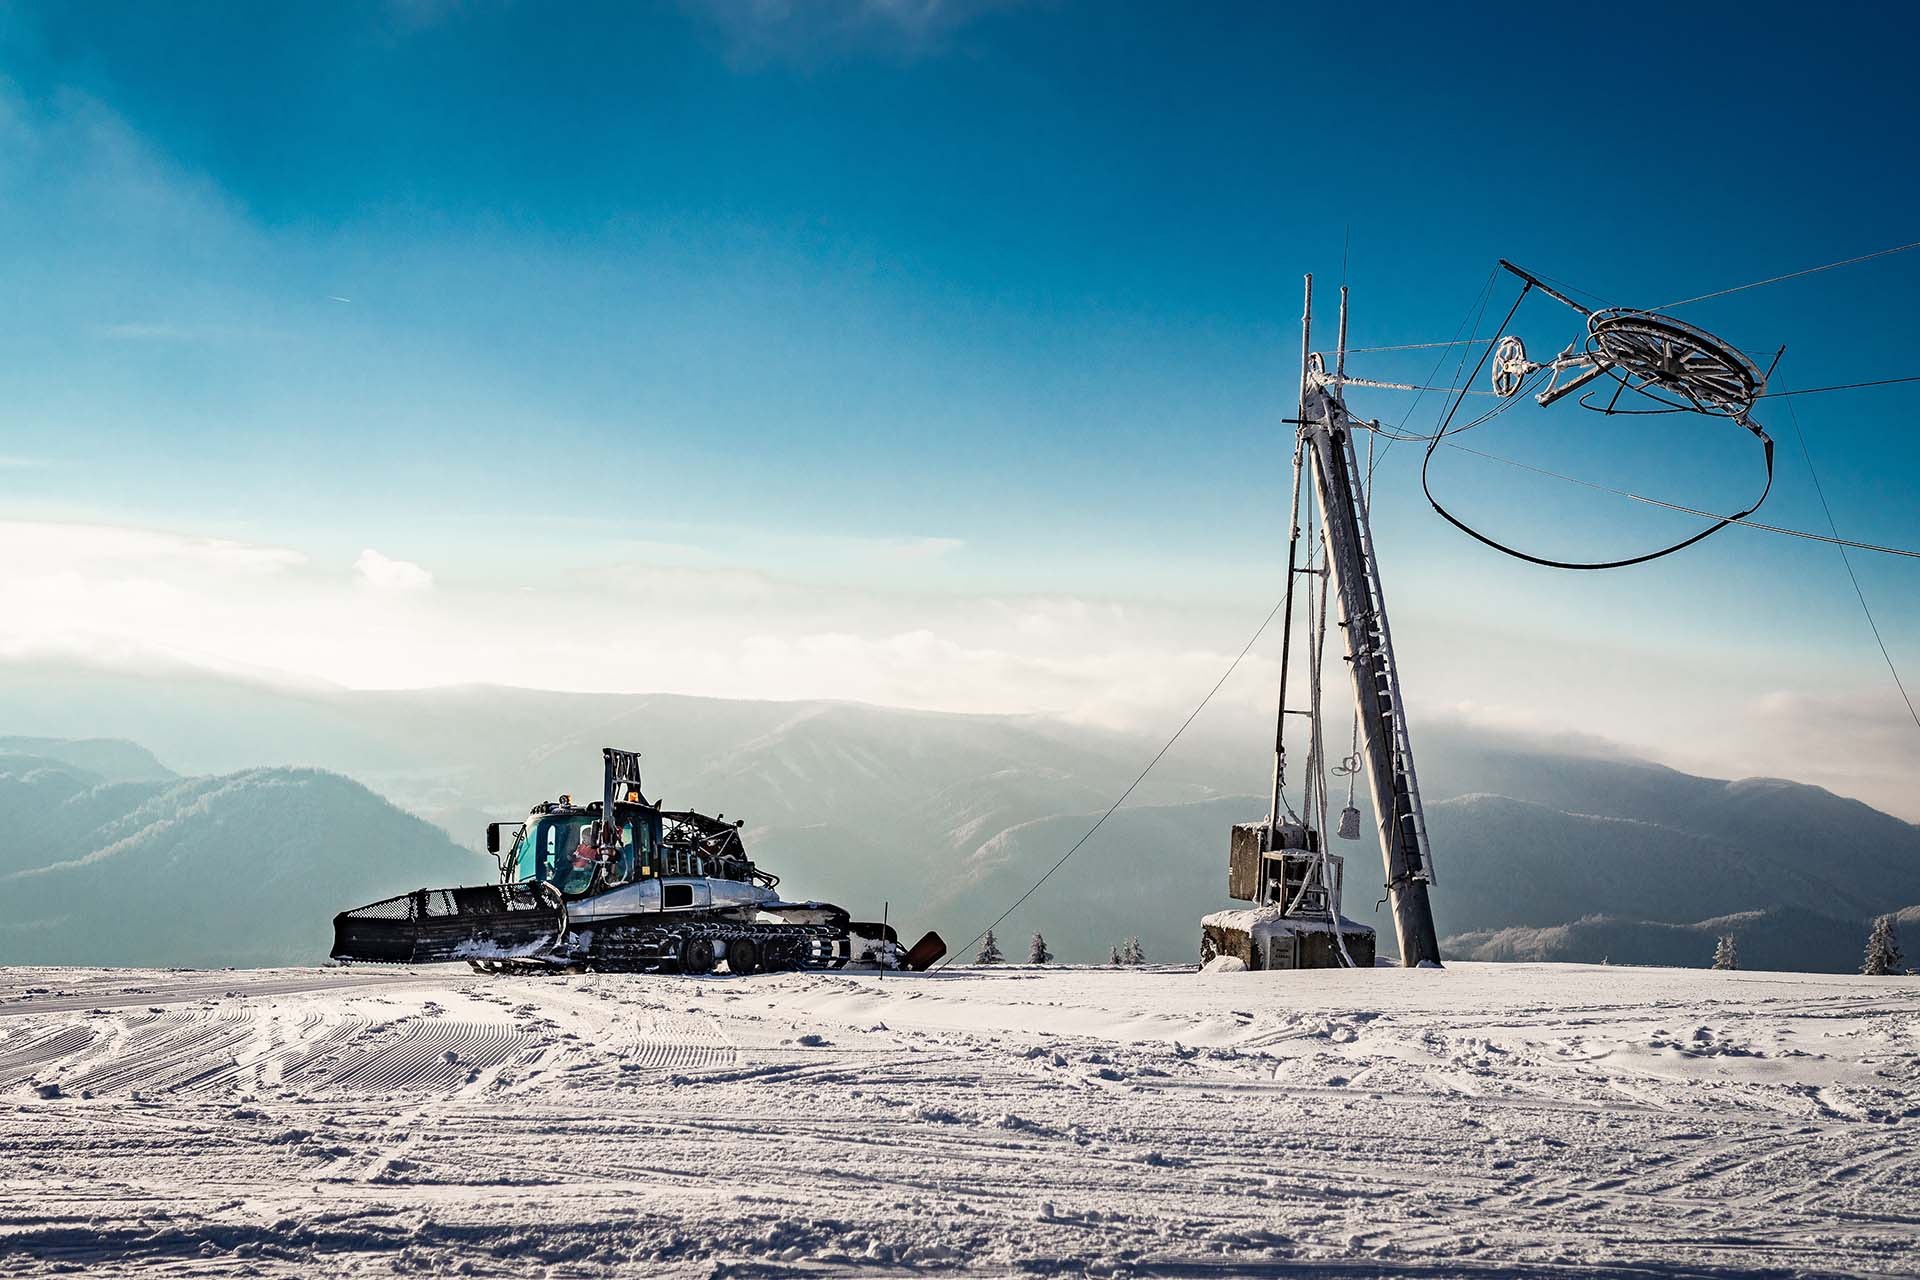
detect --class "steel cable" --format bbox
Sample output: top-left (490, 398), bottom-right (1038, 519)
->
top-left (933, 591), bottom-right (1288, 971)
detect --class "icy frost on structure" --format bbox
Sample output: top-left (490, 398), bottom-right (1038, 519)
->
top-left (1202, 903), bottom-right (1377, 972)
top-left (1202, 821), bottom-right (1376, 970)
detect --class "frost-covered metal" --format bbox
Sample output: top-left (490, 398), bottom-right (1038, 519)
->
top-left (1488, 261), bottom-right (1770, 424)
top-left (1206, 276), bottom-right (1435, 970)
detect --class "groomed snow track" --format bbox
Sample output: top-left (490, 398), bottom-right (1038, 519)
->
top-left (1, 962), bottom-right (1916, 1277)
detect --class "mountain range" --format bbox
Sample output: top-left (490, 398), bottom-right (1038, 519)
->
top-left (0, 659), bottom-right (1913, 970)
top-left (0, 736), bottom-right (486, 966)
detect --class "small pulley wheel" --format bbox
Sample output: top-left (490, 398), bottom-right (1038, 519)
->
top-left (679, 935), bottom-right (717, 974)
top-left (726, 937), bottom-right (759, 976)
top-left (1490, 335), bottom-right (1528, 397)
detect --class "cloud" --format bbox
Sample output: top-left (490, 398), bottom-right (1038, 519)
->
top-left (873, 535), bottom-right (965, 560)
top-left (0, 517), bottom-right (1265, 728)
top-left (1718, 689), bottom-right (1920, 821)
top-left (0, 520), bottom-right (305, 574)
top-left (1, 517), bottom-right (1910, 824)
top-left (354, 549), bottom-right (434, 592)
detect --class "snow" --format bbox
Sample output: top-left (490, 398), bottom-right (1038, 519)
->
top-left (1, 961), bottom-right (1916, 1275)
top-left (1203, 905), bottom-right (1373, 937)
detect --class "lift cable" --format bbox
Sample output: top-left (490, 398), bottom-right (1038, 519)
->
top-left (1348, 371), bottom-right (1920, 401)
top-left (1352, 235), bottom-right (1920, 360)
top-left (1418, 282), bottom-right (1785, 572)
top-left (1344, 337), bottom-right (1499, 355)
top-left (1435, 437), bottom-right (1920, 561)
top-left (1781, 399), bottom-right (1920, 732)
top-left (1762, 373), bottom-right (1920, 399)
top-left (1658, 238), bottom-right (1920, 311)
top-left (933, 591), bottom-right (1290, 971)
top-left (1371, 268), bottom-right (1500, 473)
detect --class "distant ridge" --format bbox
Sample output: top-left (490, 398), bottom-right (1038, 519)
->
top-left (1, 661), bottom-right (1916, 970)
top-left (1445, 904), bottom-right (1915, 972)
top-left (0, 735), bottom-right (174, 784)
top-left (0, 748), bottom-right (488, 967)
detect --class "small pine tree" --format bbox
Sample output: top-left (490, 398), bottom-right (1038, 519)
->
top-left (1028, 932), bottom-right (1053, 965)
top-left (975, 928), bottom-right (1003, 965)
top-left (1121, 937), bottom-right (1145, 966)
top-left (1108, 944), bottom-right (1121, 965)
top-left (1711, 934), bottom-right (1739, 971)
top-left (1863, 915), bottom-right (1905, 976)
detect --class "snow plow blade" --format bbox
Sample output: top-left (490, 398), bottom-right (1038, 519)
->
top-left (902, 931), bottom-right (946, 971)
top-left (331, 885), bottom-right (560, 965)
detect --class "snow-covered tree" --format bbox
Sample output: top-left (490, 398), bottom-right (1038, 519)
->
top-left (1028, 932), bottom-right (1052, 965)
top-left (1711, 934), bottom-right (1738, 971)
top-left (1107, 944), bottom-right (1121, 965)
top-left (974, 928), bottom-right (1003, 965)
top-left (1863, 915), bottom-right (1905, 976)
top-left (1121, 937), bottom-right (1146, 966)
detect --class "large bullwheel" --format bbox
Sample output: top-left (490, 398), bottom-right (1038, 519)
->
top-left (726, 937), bottom-right (759, 976)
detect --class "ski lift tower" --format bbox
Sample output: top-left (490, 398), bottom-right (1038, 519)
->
top-left (1202, 276), bottom-right (1441, 970)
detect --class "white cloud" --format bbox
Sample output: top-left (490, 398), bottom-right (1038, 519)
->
top-left (0, 516), bottom-right (1912, 822)
top-left (0, 520), bottom-right (305, 573)
top-left (354, 549), bottom-right (434, 592)
top-left (874, 535), bottom-right (965, 560)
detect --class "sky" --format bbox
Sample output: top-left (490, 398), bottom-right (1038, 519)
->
top-left (0, 1), bottom-right (1917, 815)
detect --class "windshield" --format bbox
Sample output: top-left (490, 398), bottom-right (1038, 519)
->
top-left (515, 814), bottom-right (598, 895)
top-left (512, 812), bottom-right (648, 895)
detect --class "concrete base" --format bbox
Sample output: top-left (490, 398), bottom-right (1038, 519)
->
top-left (1201, 907), bottom-right (1376, 971)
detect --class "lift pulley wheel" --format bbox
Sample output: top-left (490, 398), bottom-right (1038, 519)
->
top-left (1583, 309), bottom-right (1764, 421)
top-left (1430, 275), bottom-right (1777, 571)
top-left (1490, 336), bottom-right (1529, 397)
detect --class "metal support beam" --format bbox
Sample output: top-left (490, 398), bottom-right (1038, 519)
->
top-left (1268, 275), bottom-right (1313, 843)
top-left (1300, 386), bottom-right (1443, 967)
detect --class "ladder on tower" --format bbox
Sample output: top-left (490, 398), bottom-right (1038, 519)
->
top-left (1336, 422), bottom-right (1437, 887)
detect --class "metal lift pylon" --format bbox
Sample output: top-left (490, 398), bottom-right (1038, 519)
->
top-left (1277, 275), bottom-right (1442, 968)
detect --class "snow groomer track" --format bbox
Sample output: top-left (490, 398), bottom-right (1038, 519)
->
top-left (2, 963), bottom-right (1917, 1277)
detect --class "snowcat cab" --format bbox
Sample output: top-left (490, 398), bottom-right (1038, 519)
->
top-left (331, 747), bottom-right (945, 974)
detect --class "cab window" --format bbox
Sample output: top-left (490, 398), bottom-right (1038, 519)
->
top-left (606, 820), bottom-right (639, 886)
top-left (515, 815), bottom-right (598, 895)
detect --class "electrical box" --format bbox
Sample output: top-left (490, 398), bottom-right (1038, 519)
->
top-left (1228, 822), bottom-right (1266, 901)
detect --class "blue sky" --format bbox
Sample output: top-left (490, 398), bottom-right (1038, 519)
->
top-left (0, 1), bottom-right (1916, 812)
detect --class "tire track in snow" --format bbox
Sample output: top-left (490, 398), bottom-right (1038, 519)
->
top-left (58, 1011), bottom-right (257, 1096)
top-left (0, 969), bottom-right (434, 1019)
top-left (0, 1024), bottom-right (96, 1085)
top-left (315, 1018), bottom-right (537, 1093)
top-left (4, 964), bottom-right (1917, 1278)
top-left (620, 1006), bottom-right (737, 1071)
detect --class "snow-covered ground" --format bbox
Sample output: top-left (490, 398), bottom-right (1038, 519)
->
top-left (2, 961), bottom-right (1916, 1277)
